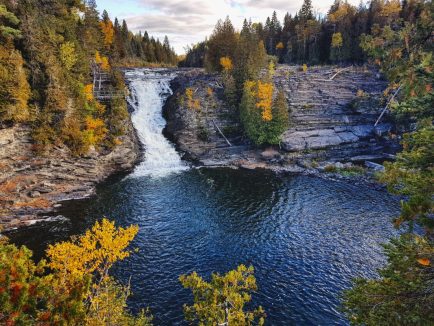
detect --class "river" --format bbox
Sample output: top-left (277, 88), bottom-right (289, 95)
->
top-left (8, 69), bottom-right (400, 325)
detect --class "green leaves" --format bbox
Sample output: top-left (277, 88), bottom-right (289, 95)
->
top-left (240, 81), bottom-right (289, 146)
top-left (344, 2), bottom-right (434, 324)
top-left (180, 264), bottom-right (265, 325)
top-left (343, 234), bottom-right (434, 325)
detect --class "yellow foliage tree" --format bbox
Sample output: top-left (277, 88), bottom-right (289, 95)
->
top-left (0, 218), bottom-right (149, 324)
top-left (220, 56), bottom-right (233, 71)
top-left (184, 87), bottom-right (201, 111)
top-left (256, 81), bottom-right (273, 121)
top-left (0, 45), bottom-right (30, 122)
top-left (332, 32), bottom-right (343, 48)
top-left (328, 2), bottom-right (354, 23)
top-left (84, 116), bottom-right (108, 146)
top-left (95, 51), bottom-right (110, 70)
top-left (84, 84), bottom-right (94, 101)
top-left (101, 56), bottom-right (110, 71)
top-left (380, 0), bottom-right (401, 18)
top-left (95, 50), bottom-right (102, 64)
top-left (47, 218), bottom-right (138, 280)
top-left (59, 42), bottom-right (78, 70)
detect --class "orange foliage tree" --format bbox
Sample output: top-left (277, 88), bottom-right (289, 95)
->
top-left (100, 20), bottom-right (114, 47)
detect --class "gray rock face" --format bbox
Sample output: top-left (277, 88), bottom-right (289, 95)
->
top-left (276, 66), bottom-right (397, 160)
top-left (0, 115), bottom-right (141, 230)
top-left (163, 66), bottom-right (399, 169)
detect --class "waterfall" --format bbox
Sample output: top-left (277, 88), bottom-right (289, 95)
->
top-left (125, 69), bottom-right (188, 178)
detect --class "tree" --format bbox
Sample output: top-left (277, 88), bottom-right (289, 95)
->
top-left (59, 42), bottom-right (78, 70)
top-left (0, 218), bottom-right (151, 325)
top-left (240, 80), bottom-right (288, 145)
top-left (269, 89), bottom-right (290, 144)
top-left (343, 1), bottom-right (434, 323)
top-left (100, 11), bottom-right (115, 48)
top-left (300, 0), bottom-right (314, 20)
top-left (180, 265), bottom-right (265, 325)
top-left (331, 32), bottom-right (343, 62)
top-left (0, 4), bottom-right (30, 123)
top-left (205, 16), bottom-right (237, 72)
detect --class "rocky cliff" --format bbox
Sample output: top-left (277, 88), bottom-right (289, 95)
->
top-left (164, 65), bottom-right (399, 170)
top-left (0, 118), bottom-right (141, 231)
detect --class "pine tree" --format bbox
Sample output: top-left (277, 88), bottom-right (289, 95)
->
top-left (300, 0), bottom-right (314, 20)
top-left (205, 16), bottom-right (237, 71)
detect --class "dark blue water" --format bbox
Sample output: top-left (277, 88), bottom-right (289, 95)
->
top-left (9, 168), bottom-right (399, 325)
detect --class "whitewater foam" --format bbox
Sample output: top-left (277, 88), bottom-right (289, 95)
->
top-left (126, 69), bottom-right (188, 178)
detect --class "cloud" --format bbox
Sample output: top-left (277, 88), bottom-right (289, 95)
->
top-left (106, 0), bottom-right (362, 54)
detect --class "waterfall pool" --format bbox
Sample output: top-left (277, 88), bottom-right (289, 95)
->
top-left (8, 69), bottom-right (400, 325)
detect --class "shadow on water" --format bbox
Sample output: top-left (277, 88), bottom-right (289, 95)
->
top-left (8, 168), bottom-right (400, 325)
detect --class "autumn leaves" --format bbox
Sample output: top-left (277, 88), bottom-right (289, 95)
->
top-left (1, 219), bottom-right (264, 325)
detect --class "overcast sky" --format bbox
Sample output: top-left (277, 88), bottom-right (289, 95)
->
top-left (96, 0), bottom-right (362, 54)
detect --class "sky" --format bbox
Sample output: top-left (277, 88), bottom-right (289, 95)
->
top-left (96, 0), bottom-right (362, 54)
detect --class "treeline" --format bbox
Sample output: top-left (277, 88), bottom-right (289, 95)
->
top-left (107, 12), bottom-right (177, 66)
top-left (180, 0), bottom-right (425, 66)
top-left (342, 0), bottom-right (433, 324)
top-left (0, 0), bottom-right (176, 156)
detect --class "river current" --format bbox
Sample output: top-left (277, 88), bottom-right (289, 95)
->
top-left (9, 69), bottom-right (400, 325)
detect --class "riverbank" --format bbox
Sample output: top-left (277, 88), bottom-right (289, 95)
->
top-left (0, 118), bottom-right (141, 231)
top-left (163, 65), bottom-right (399, 177)
top-left (1, 65), bottom-right (397, 231)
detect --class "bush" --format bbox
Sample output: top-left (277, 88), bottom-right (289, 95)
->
top-left (0, 219), bottom-right (152, 325)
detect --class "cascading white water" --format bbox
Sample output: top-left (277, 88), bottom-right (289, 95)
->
top-left (125, 69), bottom-right (188, 178)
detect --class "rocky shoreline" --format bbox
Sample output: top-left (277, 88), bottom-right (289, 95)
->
top-left (164, 65), bottom-right (399, 177)
top-left (0, 118), bottom-right (142, 231)
top-left (1, 65), bottom-right (398, 231)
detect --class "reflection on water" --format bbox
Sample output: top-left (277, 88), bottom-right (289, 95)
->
top-left (9, 169), bottom-right (399, 325)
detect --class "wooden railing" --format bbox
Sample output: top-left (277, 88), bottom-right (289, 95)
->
top-left (91, 60), bottom-right (125, 102)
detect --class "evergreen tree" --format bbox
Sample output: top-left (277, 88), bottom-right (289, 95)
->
top-left (205, 16), bottom-right (237, 72)
top-left (300, 0), bottom-right (314, 20)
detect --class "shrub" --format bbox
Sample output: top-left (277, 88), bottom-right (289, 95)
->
top-left (180, 265), bottom-right (265, 325)
top-left (0, 219), bottom-right (152, 325)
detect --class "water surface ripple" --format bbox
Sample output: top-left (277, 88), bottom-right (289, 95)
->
top-left (10, 169), bottom-right (399, 325)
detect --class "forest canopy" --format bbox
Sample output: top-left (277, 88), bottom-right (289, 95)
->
top-left (0, 0), bottom-right (177, 155)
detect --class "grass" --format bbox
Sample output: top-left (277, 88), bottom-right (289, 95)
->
top-left (324, 164), bottom-right (365, 176)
